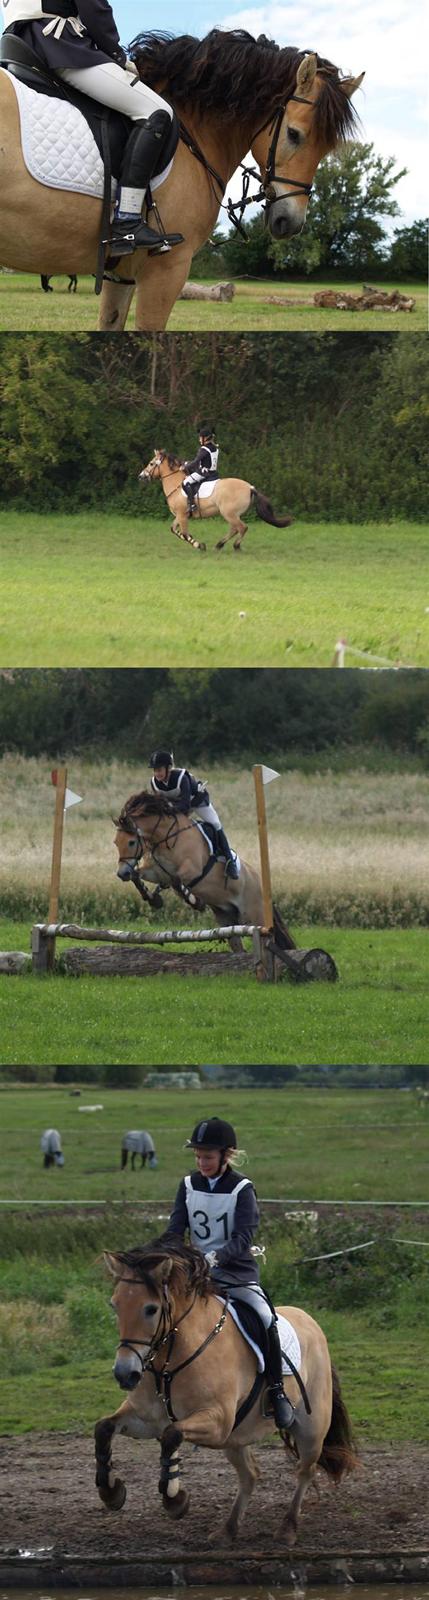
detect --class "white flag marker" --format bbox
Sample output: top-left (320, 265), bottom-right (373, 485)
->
top-left (260, 765), bottom-right (280, 785)
top-left (64, 788), bottom-right (83, 810)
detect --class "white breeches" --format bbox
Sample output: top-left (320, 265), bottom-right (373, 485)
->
top-left (58, 60), bottom-right (173, 121)
top-left (229, 1284), bottom-right (273, 1327)
top-left (194, 802), bottom-right (221, 830)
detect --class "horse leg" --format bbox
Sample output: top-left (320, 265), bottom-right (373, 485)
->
top-left (133, 247), bottom-right (194, 332)
top-left (95, 1399), bottom-right (153, 1511)
top-left (98, 277), bottom-right (135, 332)
top-left (233, 521), bottom-right (248, 550)
top-left (282, 1452), bottom-right (318, 1547)
top-left (215, 520), bottom-right (236, 551)
top-left (121, 1149), bottom-right (127, 1170)
top-left (171, 516), bottom-right (206, 553)
top-left (221, 1443), bottom-right (261, 1542)
top-left (281, 1410), bottom-right (324, 1546)
top-left (158, 1442), bottom-right (190, 1521)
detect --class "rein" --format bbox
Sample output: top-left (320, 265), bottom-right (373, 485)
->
top-left (217, 93), bottom-right (316, 238)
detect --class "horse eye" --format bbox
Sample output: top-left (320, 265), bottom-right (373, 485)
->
top-left (288, 127), bottom-right (301, 144)
top-left (144, 1303), bottom-right (158, 1317)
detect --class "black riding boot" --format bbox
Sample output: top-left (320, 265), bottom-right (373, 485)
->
top-left (108, 111), bottom-right (184, 257)
top-left (216, 827), bottom-right (240, 879)
top-left (185, 483), bottom-right (199, 518)
top-left (266, 1320), bottom-right (295, 1432)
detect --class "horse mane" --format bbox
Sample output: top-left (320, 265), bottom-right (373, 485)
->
top-left (130, 29), bottom-right (359, 142)
top-left (111, 1238), bottom-right (214, 1299)
top-left (167, 453), bottom-right (182, 470)
top-left (114, 790), bottom-right (178, 828)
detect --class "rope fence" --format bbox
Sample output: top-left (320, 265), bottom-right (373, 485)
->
top-left (332, 638), bottom-right (416, 669)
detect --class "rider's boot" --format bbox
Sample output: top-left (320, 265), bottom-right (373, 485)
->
top-left (266, 1319), bottom-right (295, 1433)
top-left (216, 827), bottom-right (240, 879)
top-left (108, 111), bottom-right (184, 257)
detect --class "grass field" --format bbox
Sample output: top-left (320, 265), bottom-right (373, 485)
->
top-left (1, 1086), bottom-right (427, 1202)
top-left (0, 921), bottom-right (427, 1066)
top-left (0, 1089), bottom-right (428, 1440)
top-left (0, 273), bottom-right (426, 332)
top-left (1, 512), bottom-right (427, 667)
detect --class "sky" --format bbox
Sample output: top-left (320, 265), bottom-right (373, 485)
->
top-left (114, 0), bottom-right (427, 230)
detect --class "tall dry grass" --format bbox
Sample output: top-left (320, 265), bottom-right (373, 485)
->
top-left (1, 753), bottom-right (428, 926)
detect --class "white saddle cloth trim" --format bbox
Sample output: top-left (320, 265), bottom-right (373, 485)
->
top-left (9, 74), bottom-right (173, 199)
top-left (181, 479), bottom-right (219, 502)
top-left (216, 1299), bottom-right (301, 1377)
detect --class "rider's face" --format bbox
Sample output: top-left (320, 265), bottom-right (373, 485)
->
top-left (154, 765), bottom-right (170, 782)
top-left (195, 1147), bottom-right (225, 1178)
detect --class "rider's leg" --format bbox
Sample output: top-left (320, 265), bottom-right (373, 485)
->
top-left (216, 827), bottom-right (239, 879)
top-left (58, 63), bottom-right (183, 253)
top-left (182, 475), bottom-right (200, 517)
top-left (223, 1286), bottom-right (295, 1432)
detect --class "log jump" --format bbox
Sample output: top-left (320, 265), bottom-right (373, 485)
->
top-left (31, 922), bottom-right (337, 983)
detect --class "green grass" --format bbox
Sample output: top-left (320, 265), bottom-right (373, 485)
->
top-left (0, 273), bottom-right (426, 332)
top-left (0, 1086), bottom-right (427, 1202)
top-left (0, 513), bottom-right (427, 667)
top-left (0, 923), bottom-right (427, 1066)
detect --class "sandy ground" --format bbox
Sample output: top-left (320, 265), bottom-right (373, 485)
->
top-left (1, 1435), bottom-right (428, 1558)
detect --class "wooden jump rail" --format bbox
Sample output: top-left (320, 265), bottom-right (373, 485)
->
top-left (31, 921), bottom-right (337, 984)
top-left (31, 921), bottom-right (278, 981)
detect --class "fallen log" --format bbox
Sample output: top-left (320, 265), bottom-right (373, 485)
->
top-left (313, 288), bottom-right (415, 311)
top-left (179, 281), bottom-right (235, 301)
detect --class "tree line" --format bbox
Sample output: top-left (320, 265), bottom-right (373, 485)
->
top-left (0, 335), bottom-right (427, 521)
top-left (1, 668), bottom-right (428, 762)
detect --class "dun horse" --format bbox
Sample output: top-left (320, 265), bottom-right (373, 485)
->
top-left (95, 1241), bottom-right (357, 1546)
top-left (0, 32), bottom-right (363, 330)
top-left (139, 450), bottom-right (293, 551)
top-left (114, 789), bottom-right (294, 946)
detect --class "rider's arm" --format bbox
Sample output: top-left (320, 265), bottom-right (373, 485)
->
top-left (76, 0), bottom-right (126, 64)
top-left (174, 771), bottom-right (193, 814)
top-left (213, 1183), bottom-right (260, 1268)
top-left (162, 1179), bottom-right (189, 1240)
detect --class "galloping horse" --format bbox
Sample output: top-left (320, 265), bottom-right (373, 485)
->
top-left (0, 31), bottom-right (363, 330)
top-left (114, 789), bottom-right (272, 937)
top-left (139, 451), bottom-right (293, 551)
top-left (95, 1241), bottom-right (357, 1546)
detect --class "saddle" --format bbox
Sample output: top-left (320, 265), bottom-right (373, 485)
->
top-left (0, 33), bottom-right (179, 290)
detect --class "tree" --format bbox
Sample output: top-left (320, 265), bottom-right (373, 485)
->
top-left (387, 218), bottom-right (428, 280)
top-left (265, 143), bottom-right (407, 275)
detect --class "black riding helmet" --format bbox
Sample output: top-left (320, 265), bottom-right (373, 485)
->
top-left (149, 749), bottom-right (174, 768)
top-left (197, 421), bottom-right (215, 440)
top-left (186, 1117), bottom-right (237, 1150)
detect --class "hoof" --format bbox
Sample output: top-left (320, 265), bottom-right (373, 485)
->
top-left (283, 1517), bottom-right (297, 1548)
top-left (233, 541), bottom-right (243, 550)
top-left (198, 542), bottom-right (207, 552)
top-left (215, 540), bottom-right (226, 549)
top-left (163, 1488), bottom-right (190, 1520)
top-left (98, 1477), bottom-right (127, 1512)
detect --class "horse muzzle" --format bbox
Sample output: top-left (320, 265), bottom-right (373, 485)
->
top-left (117, 862), bottom-right (134, 881)
top-left (266, 193), bottom-right (308, 239)
top-left (113, 1355), bottom-right (142, 1390)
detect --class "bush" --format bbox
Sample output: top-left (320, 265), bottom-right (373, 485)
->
top-left (102, 1063), bottom-right (145, 1087)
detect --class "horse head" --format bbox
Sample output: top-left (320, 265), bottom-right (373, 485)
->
top-left (104, 1242), bottom-right (211, 1390)
top-left (114, 791), bottom-right (178, 879)
top-left (138, 449), bottom-right (165, 484)
top-left (251, 52), bottom-right (364, 240)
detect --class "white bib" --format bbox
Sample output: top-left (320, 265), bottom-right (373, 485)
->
top-left (184, 1176), bottom-right (251, 1252)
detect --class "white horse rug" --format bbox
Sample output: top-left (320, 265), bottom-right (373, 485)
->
top-left (8, 73), bottom-right (173, 199)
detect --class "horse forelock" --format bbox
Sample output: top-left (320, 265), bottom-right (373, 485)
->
top-left (129, 29), bottom-right (360, 137)
top-left (112, 1240), bottom-right (212, 1299)
top-left (114, 790), bottom-right (176, 830)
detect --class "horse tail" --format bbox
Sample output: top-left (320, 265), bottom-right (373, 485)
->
top-left (251, 488), bottom-right (293, 528)
top-left (318, 1363), bottom-right (358, 1481)
top-left (272, 902), bottom-right (296, 951)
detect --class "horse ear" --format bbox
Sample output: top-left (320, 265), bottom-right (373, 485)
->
top-left (150, 1256), bottom-right (174, 1284)
top-left (340, 71), bottom-right (365, 98)
top-left (296, 53), bottom-right (317, 93)
top-left (104, 1252), bottom-right (120, 1277)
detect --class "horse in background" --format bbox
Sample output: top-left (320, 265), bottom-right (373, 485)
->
top-left (121, 1131), bottom-right (158, 1170)
top-left (40, 274), bottom-right (78, 293)
top-left (40, 1128), bottom-right (64, 1168)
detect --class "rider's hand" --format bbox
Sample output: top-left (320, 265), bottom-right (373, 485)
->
top-left (206, 1250), bottom-right (218, 1268)
top-left (124, 57), bottom-right (137, 74)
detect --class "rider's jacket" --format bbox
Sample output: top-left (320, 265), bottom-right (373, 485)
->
top-left (150, 768), bottom-right (209, 813)
top-left (164, 1167), bottom-right (260, 1286)
top-left (184, 444), bottom-right (219, 479)
top-left (1, 0), bottom-right (124, 60)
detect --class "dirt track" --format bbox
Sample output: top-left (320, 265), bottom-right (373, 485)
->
top-left (1, 1434), bottom-right (428, 1560)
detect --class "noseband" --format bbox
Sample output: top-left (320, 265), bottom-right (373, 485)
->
top-left (264, 94), bottom-right (315, 199)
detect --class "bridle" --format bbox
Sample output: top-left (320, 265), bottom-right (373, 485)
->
top-left (113, 1272), bottom-right (229, 1420)
top-left (263, 94), bottom-right (316, 199)
top-left (141, 455), bottom-right (186, 505)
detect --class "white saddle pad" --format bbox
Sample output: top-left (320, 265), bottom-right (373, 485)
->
top-left (218, 1300), bottom-right (301, 1377)
top-left (181, 479), bottom-right (219, 503)
top-left (9, 74), bottom-right (173, 199)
